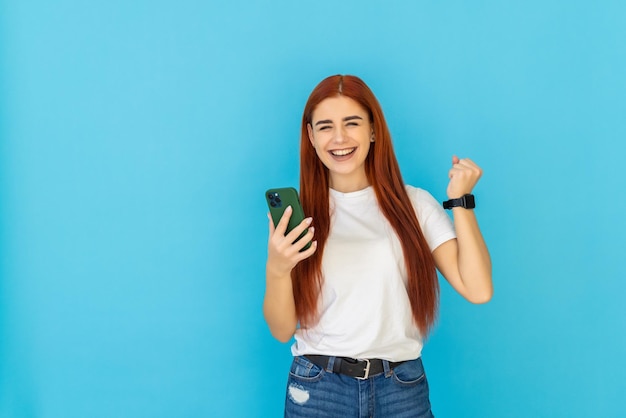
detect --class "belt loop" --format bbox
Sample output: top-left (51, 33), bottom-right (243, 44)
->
top-left (383, 360), bottom-right (393, 377)
top-left (325, 356), bottom-right (336, 373)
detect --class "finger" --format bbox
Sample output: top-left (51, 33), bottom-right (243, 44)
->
top-left (284, 216), bottom-right (313, 244)
top-left (293, 226), bottom-right (315, 252)
top-left (448, 166), bottom-right (463, 178)
top-left (455, 157), bottom-right (481, 171)
top-left (451, 157), bottom-right (480, 173)
top-left (457, 159), bottom-right (483, 179)
top-left (267, 212), bottom-right (276, 235)
top-left (455, 158), bottom-right (475, 169)
top-left (274, 205), bottom-right (293, 235)
top-left (452, 155), bottom-right (460, 165)
top-left (449, 166), bottom-right (479, 184)
top-left (452, 158), bottom-right (472, 173)
top-left (294, 240), bottom-right (318, 261)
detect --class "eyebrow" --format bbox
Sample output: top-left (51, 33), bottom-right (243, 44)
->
top-left (314, 115), bottom-right (364, 126)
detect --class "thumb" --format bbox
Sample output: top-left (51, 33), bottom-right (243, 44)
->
top-left (267, 212), bottom-right (276, 235)
top-left (452, 155), bottom-right (460, 165)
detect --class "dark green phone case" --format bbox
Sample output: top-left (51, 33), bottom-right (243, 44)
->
top-left (265, 187), bottom-right (311, 251)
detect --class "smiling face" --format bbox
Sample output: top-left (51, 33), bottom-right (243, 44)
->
top-left (307, 95), bottom-right (374, 192)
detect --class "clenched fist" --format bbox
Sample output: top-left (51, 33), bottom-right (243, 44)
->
top-left (447, 156), bottom-right (483, 199)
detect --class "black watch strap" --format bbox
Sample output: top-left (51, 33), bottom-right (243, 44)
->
top-left (443, 194), bottom-right (475, 210)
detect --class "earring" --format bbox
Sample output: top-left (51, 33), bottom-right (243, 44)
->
top-left (370, 134), bottom-right (375, 143)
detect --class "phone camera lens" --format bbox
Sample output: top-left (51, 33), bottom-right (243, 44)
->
top-left (270, 201), bottom-right (277, 207)
top-left (268, 193), bottom-right (275, 200)
top-left (275, 197), bottom-right (281, 204)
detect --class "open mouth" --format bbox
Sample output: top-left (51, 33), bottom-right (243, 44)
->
top-left (330, 147), bottom-right (356, 157)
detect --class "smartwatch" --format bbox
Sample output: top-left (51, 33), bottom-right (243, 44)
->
top-left (443, 194), bottom-right (475, 210)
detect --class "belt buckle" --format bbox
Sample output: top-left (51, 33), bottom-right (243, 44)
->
top-left (356, 359), bottom-right (371, 380)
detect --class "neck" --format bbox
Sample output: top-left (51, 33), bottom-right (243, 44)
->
top-left (329, 173), bottom-right (370, 193)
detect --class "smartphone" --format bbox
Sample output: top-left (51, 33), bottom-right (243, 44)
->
top-left (265, 187), bottom-right (311, 251)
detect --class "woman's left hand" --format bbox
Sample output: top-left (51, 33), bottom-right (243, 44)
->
top-left (447, 156), bottom-right (483, 199)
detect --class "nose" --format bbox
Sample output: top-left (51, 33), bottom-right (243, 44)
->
top-left (333, 126), bottom-right (347, 143)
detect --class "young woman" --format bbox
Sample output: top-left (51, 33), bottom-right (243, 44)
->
top-left (264, 74), bottom-right (492, 417)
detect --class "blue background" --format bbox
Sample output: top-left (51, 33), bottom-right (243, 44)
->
top-left (1, 1), bottom-right (625, 417)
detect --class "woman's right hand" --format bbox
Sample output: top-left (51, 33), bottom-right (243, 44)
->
top-left (266, 206), bottom-right (317, 278)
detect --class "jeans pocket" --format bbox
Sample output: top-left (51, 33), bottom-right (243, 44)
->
top-left (289, 356), bottom-right (325, 382)
top-left (392, 358), bottom-right (427, 386)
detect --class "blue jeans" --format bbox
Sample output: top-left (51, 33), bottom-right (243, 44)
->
top-left (284, 356), bottom-right (434, 417)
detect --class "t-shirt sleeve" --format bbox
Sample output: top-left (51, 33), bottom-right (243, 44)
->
top-left (406, 185), bottom-right (456, 251)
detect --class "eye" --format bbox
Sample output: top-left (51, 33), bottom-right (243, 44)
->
top-left (346, 122), bottom-right (359, 127)
top-left (318, 125), bottom-right (331, 131)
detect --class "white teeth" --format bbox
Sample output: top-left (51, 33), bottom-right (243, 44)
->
top-left (331, 148), bottom-right (355, 156)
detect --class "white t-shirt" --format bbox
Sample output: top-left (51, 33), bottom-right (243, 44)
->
top-left (291, 185), bottom-right (456, 362)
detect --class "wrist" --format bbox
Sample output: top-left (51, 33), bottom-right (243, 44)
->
top-left (443, 194), bottom-right (475, 210)
top-left (266, 264), bottom-right (293, 282)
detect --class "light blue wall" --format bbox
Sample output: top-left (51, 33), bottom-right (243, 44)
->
top-left (1, 1), bottom-right (624, 417)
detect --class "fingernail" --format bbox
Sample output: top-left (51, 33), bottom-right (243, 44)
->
top-left (309, 227), bottom-right (315, 233)
top-left (305, 217), bottom-right (313, 224)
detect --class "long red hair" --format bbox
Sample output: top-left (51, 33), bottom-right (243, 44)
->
top-left (292, 75), bottom-right (438, 336)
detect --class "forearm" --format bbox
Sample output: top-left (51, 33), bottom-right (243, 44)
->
top-left (452, 207), bottom-right (493, 303)
top-left (263, 268), bottom-right (298, 342)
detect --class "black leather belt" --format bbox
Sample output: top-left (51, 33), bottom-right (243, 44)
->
top-left (305, 355), bottom-right (405, 380)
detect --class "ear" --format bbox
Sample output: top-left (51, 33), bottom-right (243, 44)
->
top-left (307, 123), bottom-right (315, 146)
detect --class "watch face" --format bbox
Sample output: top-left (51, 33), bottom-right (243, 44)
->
top-left (463, 194), bottom-right (475, 208)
